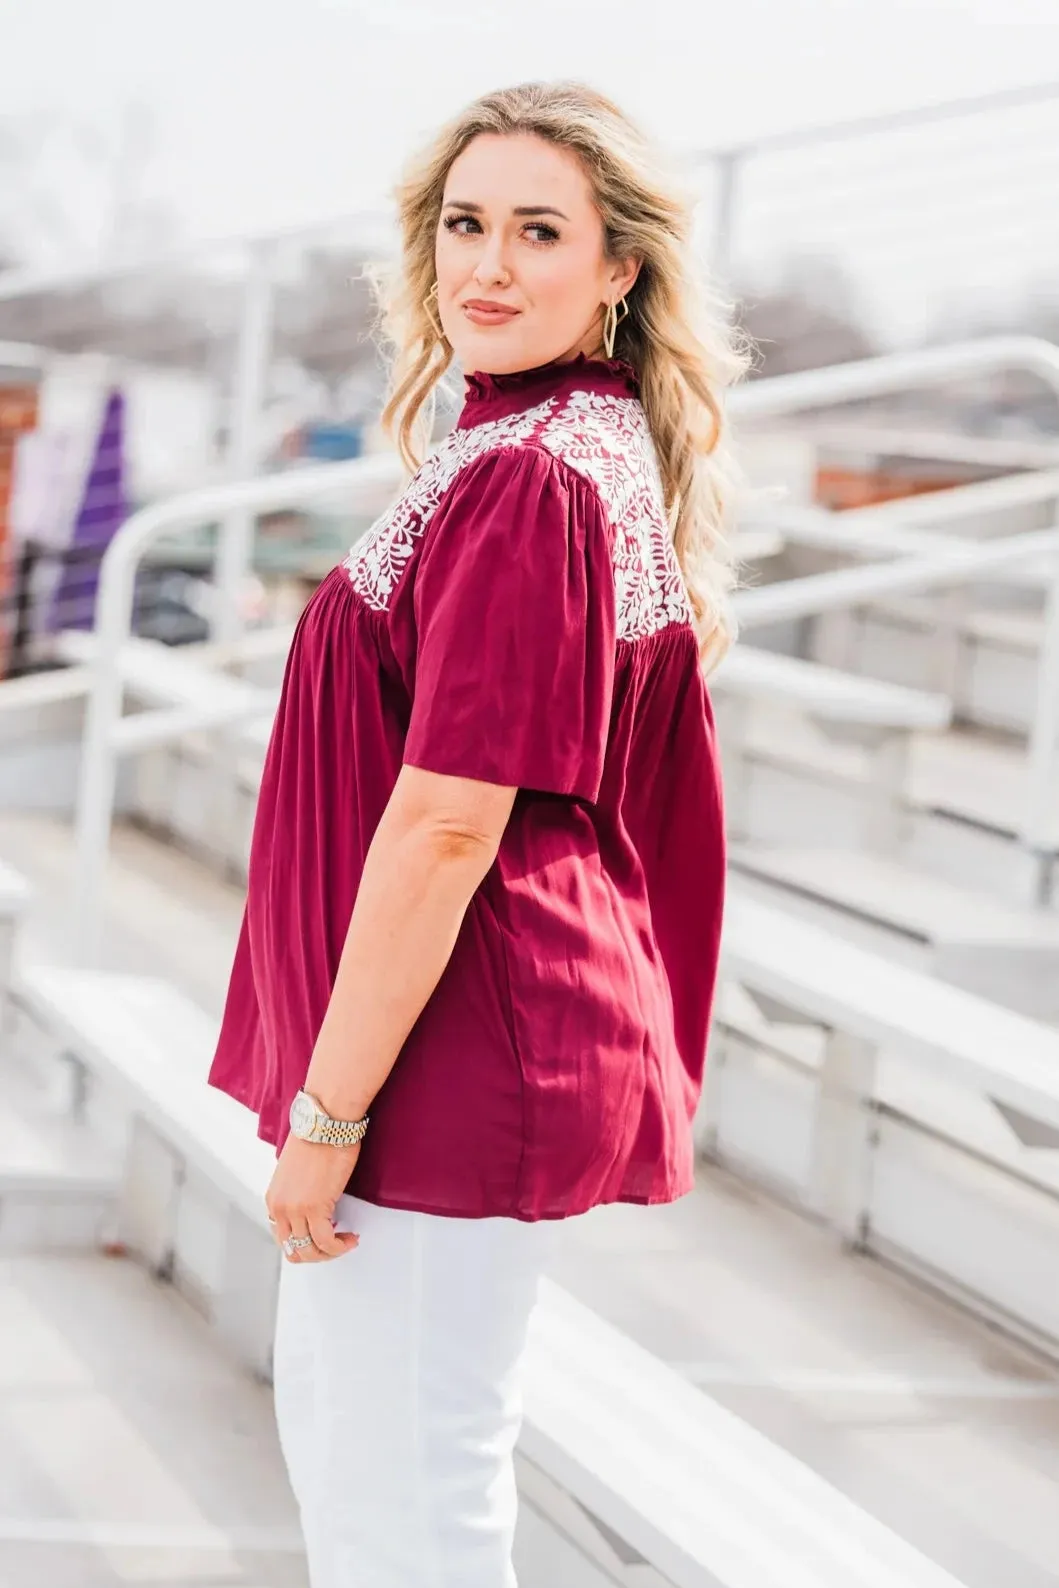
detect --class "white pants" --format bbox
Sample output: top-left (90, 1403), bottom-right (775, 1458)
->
top-left (273, 1193), bottom-right (562, 1588)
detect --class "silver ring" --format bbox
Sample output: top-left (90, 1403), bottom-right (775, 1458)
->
top-left (282, 1235), bottom-right (313, 1257)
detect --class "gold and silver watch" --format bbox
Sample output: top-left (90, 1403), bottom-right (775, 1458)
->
top-left (289, 1089), bottom-right (369, 1147)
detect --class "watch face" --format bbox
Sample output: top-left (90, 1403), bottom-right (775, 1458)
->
top-left (290, 1091), bottom-right (319, 1139)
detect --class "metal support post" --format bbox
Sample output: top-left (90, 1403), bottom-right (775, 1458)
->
top-left (71, 527), bottom-right (144, 964)
top-left (714, 695), bottom-right (753, 842)
top-left (863, 728), bottom-right (912, 856)
top-left (213, 243), bottom-right (275, 646)
top-left (118, 1116), bottom-right (183, 1276)
top-left (1023, 541), bottom-right (1059, 905)
top-left (709, 149), bottom-right (741, 287)
top-left (207, 242), bottom-right (276, 861)
top-left (807, 1029), bottom-right (879, 1246)
top-left (213, 1210), bottom-right (281, 1382)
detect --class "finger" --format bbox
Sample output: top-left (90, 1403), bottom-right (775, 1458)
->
top-left (268, 1212), bottom-right (292, 1250)
top-left (282, 1216), bottom-right (315, 1263)
top-left (289, 1217), bottom-right (352, 1265)
top-left (308, 1213), bottom-right (359, 1259)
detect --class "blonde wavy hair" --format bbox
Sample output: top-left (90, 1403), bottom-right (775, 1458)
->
top-left (372, 80), bottom-right (751, 670)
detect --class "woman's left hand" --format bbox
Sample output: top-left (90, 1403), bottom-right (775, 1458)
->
top-left (266, 1135), bottom-right (363, 1263)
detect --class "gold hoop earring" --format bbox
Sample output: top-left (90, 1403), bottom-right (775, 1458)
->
top-left (602, 295), bottom-right (629, 359)
top-left (424, 281), bottom-right (443, 339)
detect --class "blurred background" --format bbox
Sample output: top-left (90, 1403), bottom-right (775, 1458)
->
top-left (2, 4), bottom-right (1059, 1588)
top-left (5, 0), bottom-right (1059, 654)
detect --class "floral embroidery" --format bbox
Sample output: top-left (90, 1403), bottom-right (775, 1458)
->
top-left (537, 392), bottom-right (692, 642)
top-left (343, 387), bottom-right (692, 642)
top-left (343, 400), bottom-right (554, 610)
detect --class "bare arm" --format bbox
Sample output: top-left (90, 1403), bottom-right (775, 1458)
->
top-left (302, 762), bottom-right (517, 1122)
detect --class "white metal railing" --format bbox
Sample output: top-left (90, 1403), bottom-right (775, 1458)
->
top-left (0, 339), bottom-right (53, 372)
top-left (747, 466), bottom-right (1059, 564)
top-left (729, 336), bottom-right (1059, 421)
top-left (733, 470), bottom-right (1059, 863)
top-left (775, 421), bottom-right (1059, 474)
top-left (729, 523), bottom-right (1059, 880)
top-left (735, 527), bottom-right (1059, 630)
top-left (71, 453), bottom-right (400, 959)
top-left (729, 336), bottom-right (1059, 886)
top-left (68, 338), bottom-right (1059, 954)
top-left (688, 78), bottom-right (1059, 286)
top-left (0, 210), bottom-right (390, 641)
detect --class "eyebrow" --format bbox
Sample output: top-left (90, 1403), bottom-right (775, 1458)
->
top-left (442, 200), bottom-right (570, 220)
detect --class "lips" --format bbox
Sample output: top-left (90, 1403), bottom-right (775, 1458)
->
top-left (462, 299), bottom-right (521, 326)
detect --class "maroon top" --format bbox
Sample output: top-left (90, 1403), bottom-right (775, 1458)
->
top-left (209, 354), bottom-right (726, 1220)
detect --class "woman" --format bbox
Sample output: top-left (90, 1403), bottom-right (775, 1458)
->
top-left (209, 79), bottom-right (747, 1587)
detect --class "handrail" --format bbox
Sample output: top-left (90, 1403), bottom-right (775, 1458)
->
top-left (732, 522), bottom-right (1059, 872)
top-left (72, 453), bottom-right (401, 960)
top-left (728, 336), bottom-right (1059, 419)
top-left (741, 492), bottom-right (1059, 595)
top-left (0, 208), bottom-right (395, 305)
top-left (733, 526), bottom-right (1059, 630)
top-left (730, 336), bottom-right (1059, 890)
top-left (734, 502), bottom-right (1059, 873)
top-left (751, 465), bottom-right (1059, 552)
top-left (747, 502), bottom-right (1057, 570)
top-left (774, 420), bottom-right (1059, 473)
top-left (0, 339), bottom-right (53, 372)
top-left (687, 76), bottom-right (1059, 163)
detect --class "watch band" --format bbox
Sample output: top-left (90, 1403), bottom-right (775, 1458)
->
top-left (315, 1114), bottom-right (370, 1147)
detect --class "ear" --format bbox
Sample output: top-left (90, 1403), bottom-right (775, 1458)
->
top-left (606, 255), bottom-right (641, 301)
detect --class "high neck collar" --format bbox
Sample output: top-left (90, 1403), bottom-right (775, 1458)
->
top-left (457, 352), bottom-right (639, 429)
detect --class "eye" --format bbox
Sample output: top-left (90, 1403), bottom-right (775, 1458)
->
top-left (442, 213), bottom-right (481, 235)
top-left (524, 222), bottom-right (560, 244)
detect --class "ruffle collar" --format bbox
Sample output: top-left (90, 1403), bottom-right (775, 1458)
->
top-left (458, 352), bottom-right (640, 428)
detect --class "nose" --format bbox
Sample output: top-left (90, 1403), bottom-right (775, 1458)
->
top-left (472, 232), bottom-right (512, 289)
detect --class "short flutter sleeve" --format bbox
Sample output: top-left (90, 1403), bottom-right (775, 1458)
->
top-left (404, 444), bottom-right (616, 802)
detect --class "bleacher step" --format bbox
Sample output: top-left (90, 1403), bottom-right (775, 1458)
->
top-left (737, 708), bottom-right (1058, 849)
top-left (866, 593), bottom-right (1046, 654)
top-left (0, 1065), bottom-right (120, 1253)
top-left (716, 647), bottom-right (951, 730)
top-left (729, 846), bottom-right (1059, 947)
top-left (17, 964), bottom-right (275, 1229)
top-left (728, 849), bottom-right (1059, 1019)
top-left (18, 957), bottom-right (979, 1586)
top-left (912, 729), bottom-right (1048, 840)
top-left (830, 594), bottom-right (1045, 734)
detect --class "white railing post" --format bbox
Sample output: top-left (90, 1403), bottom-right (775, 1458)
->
top-left (715, 696), bottom-right (753, 842)
top-left (807, 1029), bottom-right (879, 1246)
top-left (819, 725), bottom-right (911, 855)
top-left (71, 514), bottom-right (153, 966)
top-left (708, 148), bottom-right (742, 285)
top-left (213, 1212), bottom-right (281, 1380)
top-left (119, 1117), bottom-right (183, 1275)
top-left (207, 242), bottom-right (277, 871)
top-left (213, 242), bottom-right (276, 645)
top-left (1024, 542), bottom-right (1059, 903)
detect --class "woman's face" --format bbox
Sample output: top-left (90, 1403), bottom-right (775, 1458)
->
top-left (435, 132), bottom-right (638, 375)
